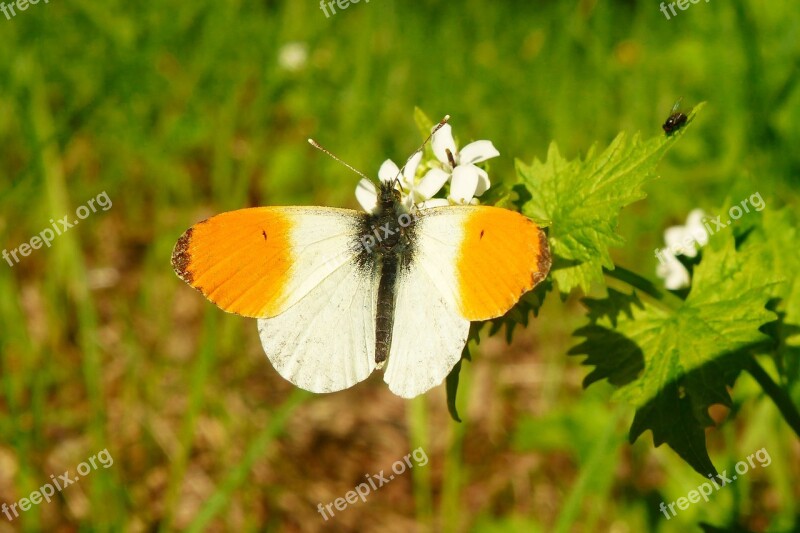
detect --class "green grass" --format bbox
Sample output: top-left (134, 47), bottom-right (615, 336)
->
top-left (0, 0), bottom-right (798, 530)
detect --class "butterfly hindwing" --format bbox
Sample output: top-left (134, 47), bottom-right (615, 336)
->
top-left (383, 255), bottom-right (470, 398)
top-left (257, 255), bottom-right (379, 393)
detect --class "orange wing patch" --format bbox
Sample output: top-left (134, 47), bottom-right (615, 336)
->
top-left (456, 207), bottom-right (551, 321)
top-left (172, 208), bottom-right (293, 318)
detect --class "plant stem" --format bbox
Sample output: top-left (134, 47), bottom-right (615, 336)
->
top-left (746, 358), bottom-right (800, 439)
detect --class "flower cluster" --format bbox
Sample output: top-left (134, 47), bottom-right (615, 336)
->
top-left (655, 208), bottom-right (709, 290)
top-left (355, 123), bottom-right (499, 213)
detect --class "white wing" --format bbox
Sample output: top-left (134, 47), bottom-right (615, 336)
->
top-left (258, 258), bottom-right (379, 393)
top-left (383, 255), bottom-right (470, 398)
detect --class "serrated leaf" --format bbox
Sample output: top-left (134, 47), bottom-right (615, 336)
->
top-left (570, 231), bottom-right (777, 476)
top-left (582, 287), bottom-right (645, 328)
top-left (737, 206), bottom-right (800, 386)
top-left (569, 324), bottom-right (645, 388)
top-left (516, 104), bottom-right (705, 295)
top-left (628, 377), bottom-right (727, 477)
top-left (740, 207), bottom-right (800, 341)
top-left (484, 277), bottom-right (552, 343)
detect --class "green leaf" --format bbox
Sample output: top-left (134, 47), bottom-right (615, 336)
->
top-left (741, 207), bottom-right (800, 338)
top-left (445, 351), bottom-right (468, 423)
top-left (738, 206), bottom-right (800, 385)
top-left (582, 287), bottom-right (645, 328)
top-left (570, 231), bottom-right (778, 476)
top-left (516, 103), bottom-right (705, 295)
top-left (478, 180), bottom-right (517, 210)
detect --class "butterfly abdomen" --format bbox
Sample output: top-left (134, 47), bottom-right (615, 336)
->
top-left (375, 253), bottom-right (398, 365)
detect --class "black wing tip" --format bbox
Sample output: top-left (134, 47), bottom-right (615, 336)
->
top-left (534, 228), bottom-right (552, 286)
top-left (171, 227), bottom-right (195, 284)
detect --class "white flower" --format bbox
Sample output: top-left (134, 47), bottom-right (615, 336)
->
top-left (355, 151), bottom-right (424, 213)
top-left (420, 123), bottom-right (500, 205)
top-left (664, 209), bottom-right (709, 258)
top-left (656, 252), bottom-right (690, 290)
top-left (655, 208), bottom-right (709, 290)
top-left (278, 42), bottom-right (307, 72)
top-left (354, 121), bottom-right (500, 212)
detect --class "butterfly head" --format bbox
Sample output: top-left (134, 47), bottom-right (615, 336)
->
top-left (377, 179), bottom-right (404, 214)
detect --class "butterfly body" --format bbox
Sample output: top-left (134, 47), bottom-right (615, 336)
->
top-left (362, 182), bottom-right (416, 365)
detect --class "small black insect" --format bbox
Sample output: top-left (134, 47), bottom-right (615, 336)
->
top-left (662, 97), bottom-right (688, 135)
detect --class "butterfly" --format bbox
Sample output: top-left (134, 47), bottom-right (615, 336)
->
top-left (171, 134), bottom-right (551, 398)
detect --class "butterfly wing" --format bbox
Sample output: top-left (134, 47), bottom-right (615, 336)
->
top-left (384, 206), bottom-right (550, 398)
top-left (382, 256), bottom-right (471, 398)
top-left (257, 255), bottom-right (379, 393)
top-left (173, 206), bottom-right (381, 393)
top-left (172, 206), bottom-right (368, 318)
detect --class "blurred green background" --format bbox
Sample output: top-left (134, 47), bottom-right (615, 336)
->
top-left (0, 0), bottom-right (798, 531)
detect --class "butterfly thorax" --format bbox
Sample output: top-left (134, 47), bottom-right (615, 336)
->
top-left (359, 181), bottom-right (414, 255)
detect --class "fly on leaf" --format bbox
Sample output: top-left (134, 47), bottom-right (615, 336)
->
top-left (662, 97), bottom-right (689, 135)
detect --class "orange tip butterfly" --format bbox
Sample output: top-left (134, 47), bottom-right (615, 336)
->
top-left (172, 120), bottom-right (551, 398)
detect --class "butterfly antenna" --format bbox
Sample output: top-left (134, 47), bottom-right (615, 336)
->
top-left (308, 139), bottom-right (372, 182)
top-left (394, 114), bottom-right (451, 185)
